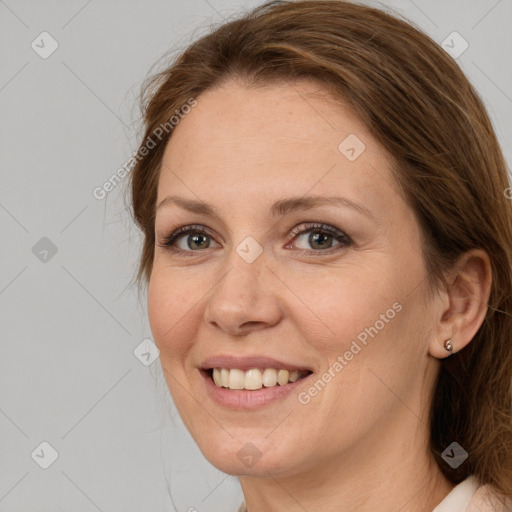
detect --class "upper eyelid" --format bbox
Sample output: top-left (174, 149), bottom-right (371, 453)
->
top-left (164, 222), bottom-right (344, 237)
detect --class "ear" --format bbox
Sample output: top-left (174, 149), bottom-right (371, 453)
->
top-left (429, 248), bottom-right (492, 359)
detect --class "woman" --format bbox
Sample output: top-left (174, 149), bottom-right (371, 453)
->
top-left (128, 1), bottom-right (512, 510)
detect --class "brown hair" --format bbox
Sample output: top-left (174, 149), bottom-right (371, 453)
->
top-left (127, 0), bottom-right (512, 499)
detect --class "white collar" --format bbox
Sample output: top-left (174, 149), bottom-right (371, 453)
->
top-left (432, 475), bottom-right (480, 512)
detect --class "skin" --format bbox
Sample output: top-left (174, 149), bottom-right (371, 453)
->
top-left (147, 77), bottom-right (492, 512)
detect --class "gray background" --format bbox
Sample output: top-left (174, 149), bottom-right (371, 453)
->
top-left (0, 0), bottom-right (510, 511)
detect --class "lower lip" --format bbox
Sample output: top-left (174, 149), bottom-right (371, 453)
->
top-left (200, 370), bottom-right (312, 410)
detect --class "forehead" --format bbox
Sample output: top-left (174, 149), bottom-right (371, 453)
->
top-left (157, 78), bottom-right (398, 212)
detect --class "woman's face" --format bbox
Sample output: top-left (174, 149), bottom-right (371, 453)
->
top-left (148, 78), bottom-right (440, 478)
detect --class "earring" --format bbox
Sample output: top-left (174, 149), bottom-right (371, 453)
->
top-left (444, 339), bottom-right (453, 354)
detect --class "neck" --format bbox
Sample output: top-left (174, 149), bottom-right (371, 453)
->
top-left (239, 410), bottom-right (456, 512)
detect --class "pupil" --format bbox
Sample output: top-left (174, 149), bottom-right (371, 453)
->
top-left (310, 232), bottom-right (331, 249)
top-left (189, 234), bottom-right (209, 249)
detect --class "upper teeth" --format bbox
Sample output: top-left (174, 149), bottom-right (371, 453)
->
top-left (212, 368), bottom-right (307, 390)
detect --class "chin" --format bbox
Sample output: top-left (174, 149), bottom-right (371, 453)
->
top-left (162, 365), bottom-right (325, 477)
top-left (189, 428), bottom-right (307, 477)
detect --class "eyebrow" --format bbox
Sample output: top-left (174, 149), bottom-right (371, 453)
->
top-left (156, 194), bottom-right (377, 221)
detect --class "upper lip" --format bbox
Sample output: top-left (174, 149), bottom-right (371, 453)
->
top-left (200, 355), bottom-right (313, 372)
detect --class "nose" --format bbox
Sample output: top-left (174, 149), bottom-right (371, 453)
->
top-left (203, 249), bottom-right (283, 337)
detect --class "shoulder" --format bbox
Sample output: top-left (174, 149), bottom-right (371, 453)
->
top-left (467, 483), bottom-right (512, 512)
top-left (236, 481), bottom-right (512, 512)
top-left (434, 475), bottom-right (512, 512)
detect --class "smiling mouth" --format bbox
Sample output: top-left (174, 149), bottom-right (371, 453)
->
top-left (205, 367), bottom-right (312, 390)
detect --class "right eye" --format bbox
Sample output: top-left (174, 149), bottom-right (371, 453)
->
top-left (157, 225), bottom-right (220, 255)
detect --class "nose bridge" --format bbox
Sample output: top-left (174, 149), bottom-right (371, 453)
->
top-left (214, 240), bottom-right (266, 306)
top-left (204, 240), bottom-right (282, 334)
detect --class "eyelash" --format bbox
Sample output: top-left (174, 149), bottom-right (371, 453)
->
top-left (156, 222), bottom-right (353, 257)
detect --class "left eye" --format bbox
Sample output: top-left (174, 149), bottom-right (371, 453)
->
top-left (290, 230), bottom-right (340, 251)
top-left (287, 223), bottom-right (353, 253)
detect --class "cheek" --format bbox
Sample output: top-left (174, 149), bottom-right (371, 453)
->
top-left (315, 284), bottom-right (432, 430)
top-left (297, 261), bottom-right (420, 402)
top-left (147, 270), bottom-right (200, 417)
top-left (147, 267), bottom-right (201, 363)
top-left (293, 265), bottom-right (400, 347)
